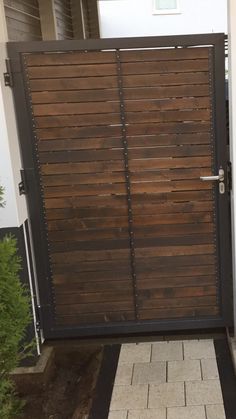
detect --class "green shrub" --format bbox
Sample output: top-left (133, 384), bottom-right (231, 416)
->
top-left (0, 187), bottom-right (33, 418)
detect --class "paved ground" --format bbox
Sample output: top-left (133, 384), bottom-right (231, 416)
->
top-left (108, 339), bottom-right (226, 419)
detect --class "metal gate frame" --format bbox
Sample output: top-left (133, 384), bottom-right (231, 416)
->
top-left (7, 33), bottom-right (233, 339)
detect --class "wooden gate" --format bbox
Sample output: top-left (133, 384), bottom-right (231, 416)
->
top-left (8, 34), bottom-right (232, 338)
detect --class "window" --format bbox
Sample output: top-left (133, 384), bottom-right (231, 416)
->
top-left (153, 0), bottom-right (180, 15)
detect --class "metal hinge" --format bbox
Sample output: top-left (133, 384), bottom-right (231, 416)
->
top-left (4, 59), bottom-right (13, 87)
top-left (227, 161), bottom-right (232, 191)
top-left (18, 169), bottom-right (28, 195)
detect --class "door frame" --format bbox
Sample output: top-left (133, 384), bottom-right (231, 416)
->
top-left (7, 33), bottom-right (233, 339)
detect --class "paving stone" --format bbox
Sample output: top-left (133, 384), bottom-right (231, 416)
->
top-left (119, 344), bottom-right (151, 364)
top-left (206, 404), bottom-right (226, 419)
top-left (183, 340), bottom-right (215, 360)
top-left (108, 412), bottom-right (128, 419)
top-left (151, 342), bottom-right (183, 362)
top-left (132, 361), bottom-right (166, 384)
top-left (201, 358), bottom-right (219, 380)
top-left (128, 409), bottom-right (166, 419)
top-left (115, 364), bottom-right (133, 385)
top-left (110, 385), bottom-right (148, 411)
top-left (186, 380), bottom-right (223, 405)
top-left (148, 382), bottom-right (185, 408)
top-left (167, 405), bottom-right (206, 419)
top-left (168, 360), bottom-right (201, 382)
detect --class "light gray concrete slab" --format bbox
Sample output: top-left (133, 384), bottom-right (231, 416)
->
top-left (148, 382), bottom-right (185, 408)
top-left (168, 360), bottom-right (201, 382)
top-left (110, 385), bottom-right (148, 411)
top-left (186, 380), bottom-right (223, 405)
top-left (152, 342), bottom-right (183, 362)
top-left (132, 361), bottom-right (166, 385)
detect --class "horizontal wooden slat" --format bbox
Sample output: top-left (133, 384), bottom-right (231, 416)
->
top-left (36, 122), bottom-right (209, 140)
top-left (31, 85), bottom-right (209, 104)
top-left (37, 125), bottom-right (121, 139)
top-left (39, 145), bottom-right (210, 164)
top-left (120, 47), bottom-right (210, 62)
top-left (27, 59), bottom-right (209, 79)
top-left (56, 300), bottom-right (135, 315)
top-left (56, 311), bottom-right (135, 325)
top-left (42, 169), bottom-right (211, 187)
top-left (55, 289), bottom-right (134, 304)
top-left (139, 306), bottom-right (218, 321)
top-left (38, 134), bottom-right (211, 153)
top-left (25, 51), bottom-right (116, 66)
top-left (139, 295), bottom-right (217, 310)
top-left (47, 213), bottom-right (212, 231)
top-left (35, 109), bottom-right (210, 128)
top-left (139, 285), bottom-right (216, 300)
top-left (50, 233), bottom-right (214, 252)
top-left (33, 97), bottom-right (210, 117)
top-left (44, 190), bottom-right (213, 211)
top-left (137, 275), bottom-right (216, 289)
top-left (127, 122), bottom-right (210, 136)
top-left (136, 254), bottom-right (215, 271)
top-left (29, 72), bottom-right (209, 91)
top-left (52, 259), bottom-right (132, 273)
top-left (35, 113), bottom-right (121, 128)
top-left (41, 157), bottom-right (211, 178)
top-left (49, 227), bottom-right (129, 241)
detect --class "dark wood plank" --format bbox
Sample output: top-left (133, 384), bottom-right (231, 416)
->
top-left (26, 51), bottom-right (116, 66)
top-left (28, 63), bottom-right (118, 78)
top-left (139, 295), bottom-right (217, 310)
top-left (137, 275), bottom-right (216, 289)
top-left (33, 97), bottom-right (209, 117)
top-left (35, 113), bottom-right (121, 128)
top-left (37, 125), bottom-right (121, 139)
top-left (47, 213), bottom-right (212, 231)
top-left (41, 160), bottom-right (125, 175)
top-left (56, 300), bottom-right (135, 315)
top-left (127, 122), bottom-right (210, 136)
top-left (55, 289), bottom-right (134, 304)
top-left (56, 311), bottom-right (135, 325)
top-left (44, 183), bottom-right (126, 198)
top-left (139, 306), bottom-right (218, 320)
top-left (139, 285), bottom-right (216, 300)
top-left (30, 85), bottom-right (209, 104)
top-left (121, 59), bottom-right (209, 74)
top-left (31, 89), bottom-right (119, 103)
top-left (27, 59), bottom-right (209, 79)
top-left (29, 72), bottom-right (208, 91)
top-left (120, 47), bottom-right (209, 62)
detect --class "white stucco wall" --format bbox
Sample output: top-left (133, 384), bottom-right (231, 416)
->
top-left (0, 2), bottom-right (27, 228)
top-left (98, 0), bottom-right (228, 38)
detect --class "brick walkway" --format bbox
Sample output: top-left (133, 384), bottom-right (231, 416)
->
top-left (108, 340), bottom-right (226, 419)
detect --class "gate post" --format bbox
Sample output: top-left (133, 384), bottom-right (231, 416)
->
top-left (228, 0), bottom-right (236, 335)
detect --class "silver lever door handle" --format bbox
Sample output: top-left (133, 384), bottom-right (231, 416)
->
top-left (200, 169), bottom-right (224, 182)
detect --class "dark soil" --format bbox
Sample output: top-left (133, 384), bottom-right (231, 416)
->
top-left (20, 345), bottom-right (103, 419)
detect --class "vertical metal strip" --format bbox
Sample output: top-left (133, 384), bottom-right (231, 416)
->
top-left (115, 49), bottom-right (139, 320)
top-left (208, 47), bottom-right (221, 314)
top-left (22, 54), bottom-right (56, 323)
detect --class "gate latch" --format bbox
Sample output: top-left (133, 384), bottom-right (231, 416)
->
top-left (200, 168), bottom-right (225, 195)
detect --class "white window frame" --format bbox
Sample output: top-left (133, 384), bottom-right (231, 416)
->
top-left (152, 0), bottom-right (181, 15)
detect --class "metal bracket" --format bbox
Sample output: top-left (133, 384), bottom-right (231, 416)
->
top-left (35, 305), bottom-right (43, 335)
top-left (4, 59), bottom-right (13, 87)
top-left (18, 169), bottom-right (28, 195)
